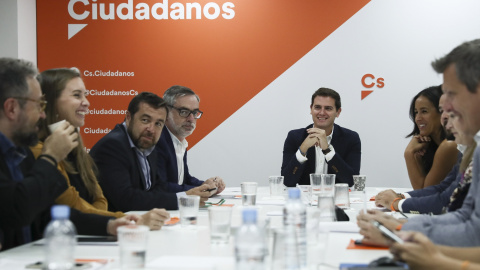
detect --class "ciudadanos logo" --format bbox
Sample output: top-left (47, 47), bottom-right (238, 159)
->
top-left (67, 0), bottom-right (236, 39)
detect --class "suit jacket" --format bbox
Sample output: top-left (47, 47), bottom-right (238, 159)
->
top-left (402, 159), bottom-right (461, 214)
top-left (402, 145), bottom-right (480, 246)
top-left (0, 151), bottom-right (67, 250)
top-left (0, 148), bottom-right (112, 250)
top-left (155, 128), bottom-right (204, 192)
top-left (90, 124), bottom-right (178, 212)
top-left (281, 124), bottom-right (361, 187)
top-left (406, 152), bottom-right (463, 199)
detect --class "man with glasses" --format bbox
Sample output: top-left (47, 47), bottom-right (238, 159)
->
top-left (90, 92), bottom-right (215, 212)
top-left (281, 87), bottom-right (361, 187)
top-left (155, 86), bottom-right (226, 193)
top-left (0, 58), bottom-right (136, 250)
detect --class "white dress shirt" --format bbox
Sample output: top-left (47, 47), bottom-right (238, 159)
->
top-left (295, 125), bottom-right (336, 174)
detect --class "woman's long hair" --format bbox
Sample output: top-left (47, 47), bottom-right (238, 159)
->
top-left (38, 68), bottom-right (100, 201)
top-left (406, 85), bottom-right (445, 174)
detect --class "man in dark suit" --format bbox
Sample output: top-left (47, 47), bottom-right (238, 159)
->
top-left (155, 86), bottom-right (225, 193)
top-left (90, 92), bottom-right (215, 212)
top-left (0, 58), bottom-right (134, 250)
top-left (281, 87), bottom-right (361, 187)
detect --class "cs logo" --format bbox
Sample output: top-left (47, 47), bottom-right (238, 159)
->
top-left (361, 74), bottom-right (384, 100)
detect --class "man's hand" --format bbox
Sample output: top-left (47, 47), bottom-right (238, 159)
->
top-left (357, 209), bottom-right (403, 247)
top-left (42, 121), bottom-right (78, 162)
top-left (186, 182), bottom-right (216, 206)
top-left (204, 177), bottom-right (226, 194)
top-left (300, 128), bottom-right (329, 154)
top-left (375, 189), bottom-right (401, 208)
top-left (137, 208), bottom-right (170, 231)
top-left (390, 231), bottom-right (446, 269)
top-left (106, 214), bottom-right (141, 235)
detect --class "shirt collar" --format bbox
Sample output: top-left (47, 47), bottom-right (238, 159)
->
top-left (166, 127), bottom-right (188, 149)
top-left (0, 132), bottom-right (27, 163)
top-left (122, 122), bottom-right (155, 156)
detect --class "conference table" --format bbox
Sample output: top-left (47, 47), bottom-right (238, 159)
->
top-left (0, 186), bottom-right (411, 269)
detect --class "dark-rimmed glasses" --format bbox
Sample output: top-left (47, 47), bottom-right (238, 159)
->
top-left (169, 106), bottom-right (203, 119)
top-left (13, 96), bottom-right (47, 112)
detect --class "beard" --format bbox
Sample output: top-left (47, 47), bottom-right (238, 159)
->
top-left (127, 124), bottom-right (156, 150)
top-left (12, 129), bottom-right (39, 147)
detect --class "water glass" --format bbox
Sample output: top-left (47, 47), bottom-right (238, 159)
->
top-left (353, 175), bottom-right (366, 191)
top-left (178, 195), bottom-right (200, 227)
top-left (241, 182), bottom-right (258, 206)
top-left (117, 225), bottom-right (149, 269)
top-left (269, 176), bottom-right (284, 197)
top-left (321, 174), bottom-right (336, 196)
top-left (208, 207), bottom-right (232, 244)
top-left (317, 194), bottom-right (336, 222)
top-left (334, 183), bottom-right (350, 209)
top-left (309, 174), bottom-right (322, 198)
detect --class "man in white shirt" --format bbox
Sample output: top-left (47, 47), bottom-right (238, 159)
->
top-left (155, 86), bottom-right (225, 193)
top-left (281, 87), bottom-right (361, 187)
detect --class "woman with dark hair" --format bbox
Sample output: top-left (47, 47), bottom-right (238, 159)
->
top-left (31, 68), bottom-right (168, 230)
top-left (405, 85), bottom-right (458, 189)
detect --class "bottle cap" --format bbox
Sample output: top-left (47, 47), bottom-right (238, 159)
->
top-left (288, 188), bottom-right (301, 199)
top-left (242, 208), bottom-right (257, 224)
top-left (51, 205), bottom-right (70, 219)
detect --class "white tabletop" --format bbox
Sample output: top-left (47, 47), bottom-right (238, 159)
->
top-left (0, 186), bottom-right (410, 269)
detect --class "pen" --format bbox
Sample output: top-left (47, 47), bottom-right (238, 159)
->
top-left (206, 187), bottom-right (217, 192)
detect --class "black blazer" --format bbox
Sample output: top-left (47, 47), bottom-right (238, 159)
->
top-left (90, 124), bottom-right (178, 212)
top-left (0, 149), bottom-right (113, 250)
top-left (154, 128), bottom-right (204, 193)
top-left (281, 124), bottom-right (361, 187)
top-left (0, 151), bottom-right (67, 250)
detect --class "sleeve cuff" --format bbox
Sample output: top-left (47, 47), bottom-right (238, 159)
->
top-left (324, 145), bottom-right (335, 161)
top-left (397, 199), bottom-right (406, 212)
top-left (296, 149), bottom-right (308, 163)
top-left (403, 193), bottom-right (411, 199)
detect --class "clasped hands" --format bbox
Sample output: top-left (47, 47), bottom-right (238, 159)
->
top-left (300, 128), bottom-right (329, 154)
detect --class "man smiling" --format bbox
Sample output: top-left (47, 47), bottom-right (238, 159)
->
top-left (281, 87), bottom-right (361, 187)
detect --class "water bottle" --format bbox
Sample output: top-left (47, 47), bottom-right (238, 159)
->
top-left (44, 205), bottom-right (77, 270)
top-left (235, 208), bottom-right (266, 270)
top-left (284, 188), bottom-right (307, 270)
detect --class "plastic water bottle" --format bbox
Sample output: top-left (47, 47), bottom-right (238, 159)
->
top-left (235, 208), bottom-right (266, 270)
top-left (44, 205), bottom-right (77, 270)
top-left (284, 188), bottom-right (307, 270)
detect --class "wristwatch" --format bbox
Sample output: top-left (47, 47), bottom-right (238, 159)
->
top-left (322, 147), bottom-right (331, 155)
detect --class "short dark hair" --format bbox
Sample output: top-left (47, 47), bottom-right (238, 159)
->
top-left (128, 92), bottom-right (167, 116)
top-left (406, 85), bottom-right (444, 138)
top-left (311, 87), bottom-right (341, 110)
top-left (432, 39), bottom-right (480, 93)
top-left (163, 85), bottom-right (199, 107)
top-left (0, 58), bottom-right (38, 111)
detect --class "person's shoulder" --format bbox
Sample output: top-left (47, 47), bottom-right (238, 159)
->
top-left (29, 142), bottom-right (44, 158)
top-left (335, 124), bottom-right (360, 138)
top-left (91, 124), bottom-right (125, 150)
top-left (436, 139), bottom-right (458, 154)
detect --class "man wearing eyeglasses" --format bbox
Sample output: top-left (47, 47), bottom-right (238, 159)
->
top-left (90, 92), bottom-right (216, 212)
top-left (155, 86), bottom-right (226, 194)
top-left (0, 58), bottom-right (137, 250)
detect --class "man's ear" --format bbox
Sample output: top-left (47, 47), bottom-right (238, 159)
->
top-left (336, 107), bottom-right (342, 118)
top-left (2, 98), bottom-right (19, 121)
top-left (125, 111), bottom-right (131, 126)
